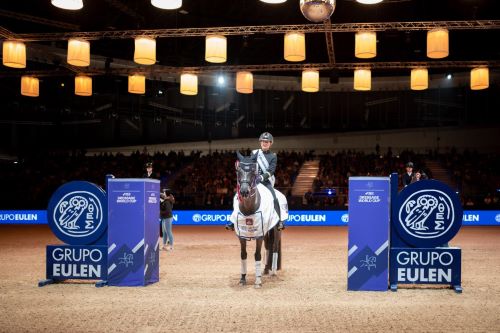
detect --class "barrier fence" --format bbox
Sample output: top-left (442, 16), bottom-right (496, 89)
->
top-left (1, 209), bottom-right (500, 226)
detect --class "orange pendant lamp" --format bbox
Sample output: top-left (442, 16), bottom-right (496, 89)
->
top-left (284, 32), bottom-right (306, 62)
top-left (21, 76), bottom-right (39, 97)
top-left (354, 69), bottom-right (371, 91)
top-left (302, 70), bottom-right (319, 92)
top-left (410, 68), bottom-right (428, 90)
top-left (128, 75), bottom-right (146, 94)
top-left (75, 76), bottom-right (92, 96)
top-left (236, 71), bottom-right (253, 94)
top-left (3, 40), bottom-right (26, 68)
top-left (470, 67), bottom-right (489, 90)
top-left (180, 73), bottom-right (198, 95)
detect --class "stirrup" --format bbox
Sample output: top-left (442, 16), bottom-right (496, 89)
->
top-left (277, 221), bottom-right (285, 231)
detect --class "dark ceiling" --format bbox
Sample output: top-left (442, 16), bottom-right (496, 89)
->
top-left (1, 0), bottom-right (500, 73)
top-left (0, 1), bottom-right (499, 152)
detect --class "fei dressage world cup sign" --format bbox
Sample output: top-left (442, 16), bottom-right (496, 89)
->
top-left (389, 176), bottom-right (463, 292)
top-left (347, 177), bottom-right (390, 291)
top-left (40, 181), bottom-right (108, 286)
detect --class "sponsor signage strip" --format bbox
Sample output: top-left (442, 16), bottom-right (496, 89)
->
top-left (389, 248), bottom-right (461, 286)
top-left (46, 245), bottom-right (107, 280)
top-left (2, 210), bottom-right (500, 226)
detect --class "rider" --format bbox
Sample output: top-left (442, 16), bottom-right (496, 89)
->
top-left (253, 132), bottom-right (284, 231)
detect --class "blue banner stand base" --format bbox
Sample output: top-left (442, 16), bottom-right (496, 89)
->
top-left (95, 280), bottom-right (108, 288)
top-left (38, 279), bottom-right (55, 287)
top-left (38, 278), bottom-right (109, 288)
top-left (390, 283), bottom-right (462, 293)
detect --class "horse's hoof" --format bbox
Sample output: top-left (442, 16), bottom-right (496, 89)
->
top-left (270, 270), bottom-right (277, 276)
top-left (239, 279), bottom-right (246, 286)
top-left (263, 268), bottom-right (270, 275)
top-left (254, 283), bottom-right (262, 289)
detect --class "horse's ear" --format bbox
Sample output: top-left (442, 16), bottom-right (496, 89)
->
top-left (236, 151), bottom-right (244, 161)
top-left (251, 151), bottom-right (258, 162)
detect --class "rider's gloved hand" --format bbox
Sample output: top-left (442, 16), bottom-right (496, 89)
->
top-left (256, 175), bottom-right (263, 184)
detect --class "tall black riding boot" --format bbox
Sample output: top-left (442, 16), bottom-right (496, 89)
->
top-left (274, 199), bottom-right (284, 230)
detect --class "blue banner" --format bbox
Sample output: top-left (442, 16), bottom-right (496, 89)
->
top-left (2, 210), bottom-right (500, 226)
top-left (0, 210), bottom-right (47, 224)
top-left (46, 245), bottom-right (107, 280)
top-left (347, 177), bottom-right (390, 291)
top-left (107, 179), bottom-right (160, 287)
top-left (389, 248), bottom-right (461, 286)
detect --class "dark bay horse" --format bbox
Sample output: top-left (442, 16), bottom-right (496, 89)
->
top-left (227, 151), bottom-right (285, 288)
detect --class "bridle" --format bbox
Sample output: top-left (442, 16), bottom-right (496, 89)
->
top-left (236, 160), bottom-right (258, 201)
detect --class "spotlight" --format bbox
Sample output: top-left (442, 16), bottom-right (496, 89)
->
top-left (217, 75), bottom-right (225, 86)
top-left (446, 73), bottom-right (453, 80)
top-left (158, 89), bottom-right (163, 95)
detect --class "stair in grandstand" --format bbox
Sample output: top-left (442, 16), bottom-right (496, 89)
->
top-left (425, 160), bottom-right (457, 189)
top-left (291, 159), bottom-right (320, 197)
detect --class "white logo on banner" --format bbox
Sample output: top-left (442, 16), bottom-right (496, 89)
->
top-left (398, 189), bottom-right (455, 239)
top-left (496, 214), bottom-right (500, 223)
top-left (341, 213), bottom-right (349, 223)
top-left (53, 191), bottom-right (103, 238)
top-left (192, 214), bottom-right (202, 222)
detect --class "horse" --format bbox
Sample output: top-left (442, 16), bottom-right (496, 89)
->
top-left (227, 151), bottom-right (288, 288)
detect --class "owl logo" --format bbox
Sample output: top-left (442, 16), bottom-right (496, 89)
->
top-left (398, 189), bottom-right (455, 239)
top-left (53, 191), bottom-right (103, 238)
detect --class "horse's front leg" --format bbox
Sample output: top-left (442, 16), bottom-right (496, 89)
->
top-left (239, 238), bottom-right (247, 286)
top-left (254, 238), bottom-right (263, 288)
top-left (271, 225), bottom-right (281, 275)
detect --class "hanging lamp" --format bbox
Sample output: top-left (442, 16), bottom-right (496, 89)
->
top-left (410, 68), bottom-right (428, 90)
top-left (3, 41), bottom-right (26, 68)
top-left (21, 76), bottom-right (39, 97)
top-left (205, 35), bottom-right (227, 63)
top-left (51, 0), bottom-right (83, 10)
top-left (427, 28), bottom-right (449, 59)
top-left (302, 70), bottom-right (319, 92)
top-left (355, 31), bottom-right (376, 59)
top-left (67, 39), bottom-right (90, 67)
top-left (236, 71), bottom-right (253, 94)
top-left (470, 67), bottom-right (489, 90)
top-left (180, 73), bottom-right (198, 95)
top-left (75, 76), bottom-right (92, 96)
top-left (354, 69), bottom-right (371, 91)
top-left (134, 37), bottom-right (156, 65)
top-left (284, 32), bottom-right (306, 62)
top-left (151, 0), bottom-right (182, 9)
top-left (128, 75), bottom-right (146, 94)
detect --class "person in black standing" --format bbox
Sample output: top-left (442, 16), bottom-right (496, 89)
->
top-left (143, 162), bottom-right (154, 178)
top-left (402, 162), bottom-right (415, 187)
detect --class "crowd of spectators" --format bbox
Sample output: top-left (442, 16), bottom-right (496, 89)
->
top-left (439, 149), bottom-right (500, 208)
top-left (170, 150), bottom-right (310, 208)
top-left (0, 147), bottom-right (498, 210)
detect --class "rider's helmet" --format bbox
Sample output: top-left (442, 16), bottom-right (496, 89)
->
top-left (259, 132), bottom-right (273, 142)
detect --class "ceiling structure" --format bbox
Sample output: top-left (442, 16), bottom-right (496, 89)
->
top-left (1, 0), bottom-right (500, 79)
top-left (0, 0), bottom-right (499, 151)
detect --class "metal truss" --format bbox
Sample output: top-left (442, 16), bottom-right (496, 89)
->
top-left (3, 60), bottom-right (496, 78)
top-left (7, 20), bottom-right (500, 42)
top-left (324, 19), bottom-right (336, 65)
top-left (113, 60), bottom-right (500, 75)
